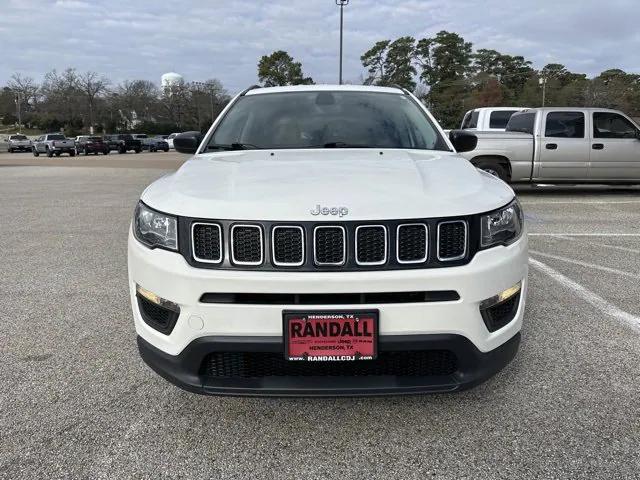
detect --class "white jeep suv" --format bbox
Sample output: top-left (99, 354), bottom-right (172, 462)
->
top-left (128, 85), bottom-right (528, 396)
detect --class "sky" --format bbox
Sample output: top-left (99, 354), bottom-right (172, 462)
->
top-left (1, 0), bottom-right (639, 94)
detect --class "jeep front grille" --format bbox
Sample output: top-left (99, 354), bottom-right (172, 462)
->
top-left (185, 216), bottom-right (473, 271)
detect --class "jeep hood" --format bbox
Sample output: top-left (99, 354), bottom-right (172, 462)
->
top-left (141, 149), bottom-right (514, 221)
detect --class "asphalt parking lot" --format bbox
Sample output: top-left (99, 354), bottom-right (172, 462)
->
top-left (1, 151), bottom-right (639, 479)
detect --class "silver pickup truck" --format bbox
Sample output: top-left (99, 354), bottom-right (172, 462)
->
top-left (459, 107), bottom-right (640, 183)
top-left (7, 134), bottom-right (33, 152)
top-left (32, 133), bottom-right (76, 157)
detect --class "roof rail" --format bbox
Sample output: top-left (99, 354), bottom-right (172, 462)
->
top-left (239, 85), bottom-right (261, 96)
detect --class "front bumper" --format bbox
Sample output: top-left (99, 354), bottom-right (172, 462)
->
top-left (138, 332), bottom-right (520, 396)
top-left (129, 230), bottom-right (528, 395)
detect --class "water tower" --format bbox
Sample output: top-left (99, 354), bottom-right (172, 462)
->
top-left (161, 72), bottom-right (184, 95)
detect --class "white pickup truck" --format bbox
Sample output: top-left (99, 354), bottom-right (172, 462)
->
top-left (128, 85), bottom-right (528, 396)
top-left (460, 107), bottom-right (640, 183)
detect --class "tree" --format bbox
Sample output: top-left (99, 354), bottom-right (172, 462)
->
top-left (361, 37), bottom-right (417, 90)
top-left (77, 71), bottom-right (110, 133)
top-left (40, 68), bottom-right (84, 130)
top-left (258, 50), bottom-right (314, 87)
top-left (416, 31), bottom-right (472, 87)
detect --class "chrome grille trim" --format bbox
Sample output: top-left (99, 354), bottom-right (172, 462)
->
top-left (313, 225), bottom-right (346, 266)
top-left (191, 222), bottom-right (223, 264)
top-left (396, 223), bottom-right (428, 264)
top-left (230, 224), bottom-right (264, 266)
top-left (437, 220), bottom-right (468, 261)
top-left (271, 225), bottom-right (305, 267)
top-left (355, 225), bottom-right (387, 266)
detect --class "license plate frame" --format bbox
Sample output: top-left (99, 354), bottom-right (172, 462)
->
top-left (283, 310), bottom-right (379, 361)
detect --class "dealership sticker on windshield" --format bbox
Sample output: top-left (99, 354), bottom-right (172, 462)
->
top-left (283, 311), bottom-right (378, 361)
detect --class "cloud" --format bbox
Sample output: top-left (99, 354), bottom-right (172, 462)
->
top-left (0, 0), bottom-right (638, 93)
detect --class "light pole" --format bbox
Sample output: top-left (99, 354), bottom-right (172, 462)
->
top-left (539, 77), bottom-right (547, 107)
top-left (14, 92), bottom-right (22, 132)
top-left (193, 81), bottom-right (216, 126)
top-left (336, 0), bottom-right (349, 85)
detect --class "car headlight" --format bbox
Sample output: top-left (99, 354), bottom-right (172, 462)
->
top-left (133, 202), bottom-right (178, 250)
top-left (480, 199), bottom-right (523, 248)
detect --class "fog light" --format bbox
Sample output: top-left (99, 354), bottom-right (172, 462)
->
top-left (480, 282), bottom-right (522, 333)
top-left (480, 282), bottom-right (521, 310)
top-left (136, 284), bottom-right (179, 312)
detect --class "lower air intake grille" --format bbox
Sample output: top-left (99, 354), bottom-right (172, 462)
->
top-left (397, 224), bottom-right (428, 263)
top-left (201, 350), bottom-right (458, 378)
top-left (137, 296), bottom-right (179, 334)
top-left (356, 226), bottom-right (386, 265)
top-left (192, 223), bottom-right (222, 262)
top-left (231, 225), bottom-right (263, 265)
top-left (481, 292), bottom-right (521, 332)
top-left (438, 221), bottom-right (467, 260)
top-left (314, 227), bottom-right (345, 265)
top-left (272, 227), bottom-right (304, 266)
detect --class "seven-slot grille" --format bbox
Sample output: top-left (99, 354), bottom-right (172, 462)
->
top-left (437, 221), bottom-right (467, 261)
top-left (272, 226), bottom-right (304, 266)
top-left (397, 224), bottom-right (428, 263)
top-left (231, 225), bottom-right (263, 265)
top-left (355, 225), bottom-right (387, 265)
top-left (314, 226), bottom-right (346, 265)
top-left (189, 219), bottom-right (470, 269)
top-left (192, 223), bottom-right (222, 263)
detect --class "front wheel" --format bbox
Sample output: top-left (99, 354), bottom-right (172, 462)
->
top-left (70, 150), bottom-right (75, 157)
top-left (84, 148), bottom-right (89, 156)
top-left (476, 160), bottom-right (510, 183)
top-left (135, 148), bottom-right (141, 154)
top-left (33, 148), bottom-right (39, 157)
top-left (163, 147), bottom-right (169, 152)
top-left (8, 148), bottom-right (13, 153)
top-left (46, 148), bottom-right (53, 158)
top-left (103, 149), bottom-right (109, 155)
top-left (119, 146), bottom-right (126, 154)
top-left (55, 152), bottom-right (61, 157)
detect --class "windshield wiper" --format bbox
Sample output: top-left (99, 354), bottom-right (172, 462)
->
top-left (208, 142), bottom-right (259, 151)
top-left (319, 142), bottom-right (372, 148)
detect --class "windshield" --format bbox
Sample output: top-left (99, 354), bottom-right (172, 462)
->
top-left (207, 91), bottom-right (448, 151)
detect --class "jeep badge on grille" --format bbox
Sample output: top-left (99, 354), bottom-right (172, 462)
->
top-left (310, 205), bottom-right (349, 217)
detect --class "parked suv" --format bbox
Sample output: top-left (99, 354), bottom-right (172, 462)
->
top-left (129, 85), bottom-right (528, 396)
top-left (131, 134), bottom-right (169, 152)
top-left (104, 134), bottom-right (142, 154)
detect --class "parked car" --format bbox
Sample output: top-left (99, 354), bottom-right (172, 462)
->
top-left (75, 135), bottom-right (109, 155)
top-left (167, 132), bottom-right (181, 149)
top-left (131, 134), bottom-right (170, 152)
top-left (460, 107), bottom-right (528, 132)
top-left (32, 133), bottom-right (76, 157)
top-left (459, 107), bottom-right (640, 183)
top-left (103, 134), bottom-right (142, 154)
top-left (129, 85), bottom-right (528, 396)
top-left (7, 134), bottom-right (32, 152)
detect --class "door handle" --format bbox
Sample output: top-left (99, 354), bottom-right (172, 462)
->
top-left (592, 143), bottom-right (604, 150)
top-left (545, 143), bottom-right (558, 150)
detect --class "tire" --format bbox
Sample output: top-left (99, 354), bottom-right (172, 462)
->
top-left (33, 148), bottom-right (39, 157)
top-left (70, 150), bottom-right (75, 157)
top-left (119, 146), bottom-right (126, 154)
top-left (46, 148), bottom-right (53, 158)
top-left (163, 147), bottom-right (169, 152)
top-left (135, 148), bottom-right (141, 154)
top-left (475, 159), bottom-right (510, 183)
top-left (8, 148), bottom-right (13, 153)
top-left (103, 149), bottom-right (109, 155)
top-left (84, 148), bottom-right (89, 156)
top-left (55, 152), bottom-right (61, 157)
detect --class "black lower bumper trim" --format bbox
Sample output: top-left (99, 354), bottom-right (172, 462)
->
top-left (137, 333), bottom-right (520, 397)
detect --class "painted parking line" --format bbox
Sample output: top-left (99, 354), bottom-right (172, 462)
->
top-left (529, 250), bottom-right (640, 280)
top-left (542, 235), bottom-right (640, 255)
top-left (529, 258), bottom-right (640, 333)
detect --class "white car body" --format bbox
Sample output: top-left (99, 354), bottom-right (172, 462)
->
top-left (461, 107), bottom-right (529, 132)
top-left (167, 132), bottom-right (180, 149)
top-left (128, 85), bottom-right (528, 396)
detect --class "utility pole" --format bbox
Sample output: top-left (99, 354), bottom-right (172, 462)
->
top-left (336, 0), bottom-right (349, 85)
top-left (14, 92), bottom-right (22, 132)
top-left (193, 81), bottom-right (216, 127)
top-left (539, 77), bottom-right (547, 107)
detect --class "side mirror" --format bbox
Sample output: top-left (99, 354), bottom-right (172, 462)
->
top-left (174, 131), bottom-right (203, 154)
top-left (449, 130), bottom-right (478, 153)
